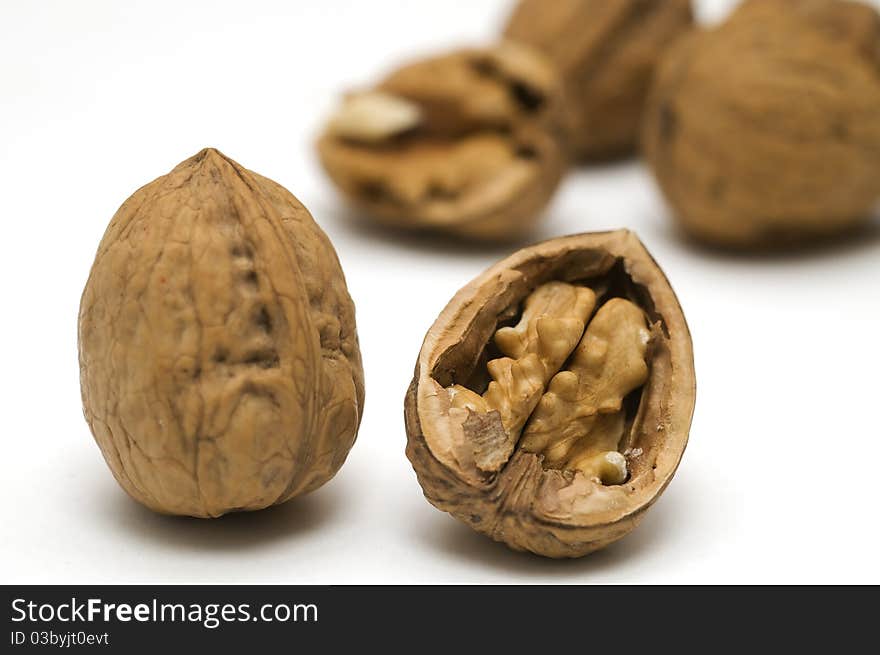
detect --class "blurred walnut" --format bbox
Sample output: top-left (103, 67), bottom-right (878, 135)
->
top-left (643, 0), bottom-right (880, 248)
top-left (317, 43), bottom-right (568, 241)
top-left (519, 298), bottom-right (649, 486)
top-left (405, 230), bottom-right (695, 558)
top-left (732, 0), bottom-right (880, 68)
top-left (78, 149), bottom-right (364, 517)
top-left (504, 0), bottom-right (693, 160)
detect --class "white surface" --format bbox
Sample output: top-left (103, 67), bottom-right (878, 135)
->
top-left (1, 0), bottom-right (879, 585)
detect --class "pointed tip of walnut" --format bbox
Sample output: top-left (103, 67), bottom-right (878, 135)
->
top-left (182, 147), bottom-right (239, 168)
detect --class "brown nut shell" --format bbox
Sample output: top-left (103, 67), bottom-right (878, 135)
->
top-left (643, 0), bottom-right (880, 248)
top-left (404, 230), bottom-right (695, 558)
top-left (732, 0), bottom-right (880, 69)
top-left (317, 43), bottom-right (568, 241)
top-left (504, 0), bottom-right (694, 160)
top-left (78, 148), bottom-right (364, 518)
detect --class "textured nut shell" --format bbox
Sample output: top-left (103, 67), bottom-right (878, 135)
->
top-left (317, 43), bottom-right (568, 240)
top-left (643, 1), bottom-right (880, 248)
top-left (504, 0), bottom-right (693, 160)
top-left (732, 0), bottom-right (880, 68)
top-left (78, 148), bottom-right (364, 517)
top-left (405, 230), bottom-right (695, 558)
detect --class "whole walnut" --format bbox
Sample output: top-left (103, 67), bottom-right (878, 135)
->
top-left (504, 0), bottom-right (694, 160)
top-left (643, 0), bottom-right (880, 248)
top-left (405, 231), bottom-right (695, 558)
top-left (317, 43), bottom-right (568, 241)
top-left (78, 149), bottom-right (364, 517)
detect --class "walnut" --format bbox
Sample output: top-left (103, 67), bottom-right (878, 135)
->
top-left (643, 0), bottom-right (880, 248)
top-left (503, 0), bottom-right (694, 160)
top-left (325, 91), bottom-right (422, 145)
top-left (405, 230), bottom-right (695, 558)
top-left (78, 148), bottom-right (364, 518)
top-left (317, 42), bottom-right (568, 240)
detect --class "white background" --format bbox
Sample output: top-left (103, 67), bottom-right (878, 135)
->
top-left (2, 0), bottom-right (878, 584)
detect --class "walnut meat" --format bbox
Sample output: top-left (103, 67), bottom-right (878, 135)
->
top-left (643, 0), bottom-right (880, 248)
top-left (78, 148), bottom-right (364, 518)
top-left (405, 230), bottom-right (695, 558)
top-left (503, 0), bottom-right (694, 160)
top-left (317, 43), bottom-right (568, 240)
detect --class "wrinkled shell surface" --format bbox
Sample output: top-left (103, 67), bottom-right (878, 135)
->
top-left (317, 43), bottom-right (568, 240)
top-left (405, 230), bottom-right (695, 558)
top-left (643, 0), bottom-right (880, 248)
top-left (732, 0), bottom-right (880, 68)
top-left (78, 149), bottom-right (364, 517)
top-left (504, 0), bottom-right (693, 160)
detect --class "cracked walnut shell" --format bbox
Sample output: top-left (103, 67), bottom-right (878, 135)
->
top-left (78, 148), bottom-right (364, 517)
top-left (317, 43), bottom-right (568, 240)
top-left (405, 230), bottom-right (695, 558)
top-left (504, 0), bottom-right (694, 160)
top-left (643, 0), bottom-right (880, 248)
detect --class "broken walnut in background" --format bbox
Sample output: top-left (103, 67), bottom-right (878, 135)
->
top-left (317, 42), bottom-right (568, 241)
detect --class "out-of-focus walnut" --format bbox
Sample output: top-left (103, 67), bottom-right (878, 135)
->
top-left (503, 0), bottom-right (694, 160)
top-left (317, 43), bottom-right (568, 240)
top-left (643, 0), bottom-right (880, 248)
top-left (78, 148), bottom-right (364, 518)
top-left (732, 0), bottom-right (880, 68)
top-left (405, 230), bottom-right (695, 558)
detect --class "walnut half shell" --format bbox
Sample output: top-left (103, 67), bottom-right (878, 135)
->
top-left (405, 230), bottom-right (695, 558)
